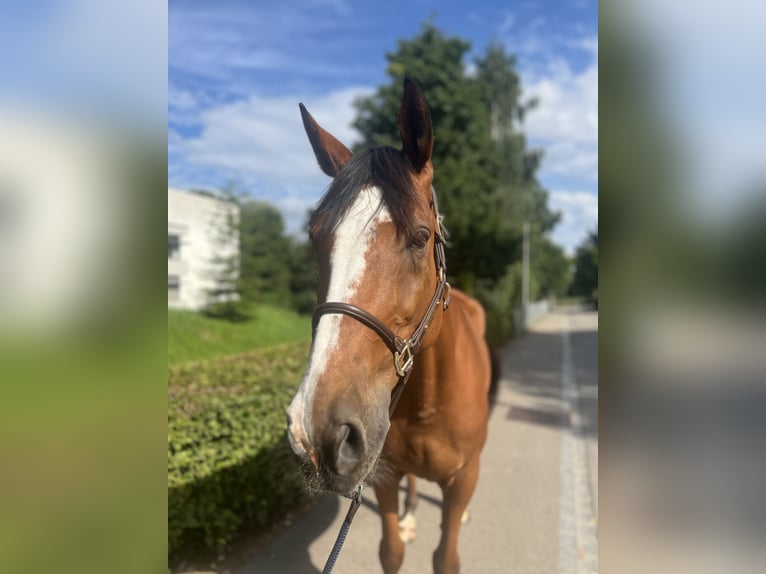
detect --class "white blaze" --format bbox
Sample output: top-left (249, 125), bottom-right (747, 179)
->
top-left (287, 187), bottom-right (390, 451)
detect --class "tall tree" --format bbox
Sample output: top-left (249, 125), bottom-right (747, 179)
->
top-left (238, 201), bottom-right (293, 306)
top-left (286, 237), bottom-right (318, 314)
top-left (570, 230), bottom-right (598, 302)
top-left (472, 42), bottom-right (560, 285)
top-left (203, 187), bottom-right (249, 321)
top-left (353, 24), bottom-right (560, 295)
top-left (534, 237), bottom-right (573, 297)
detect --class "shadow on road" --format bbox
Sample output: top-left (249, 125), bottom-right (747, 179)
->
top-left (499, 321), bottom-right (598, 440)
top-left (234, 481), bottom-right (444, 574)
top-left (234, 495), bottom-right (340, 574)
top-left (507, 404), bottom-right (571, 427)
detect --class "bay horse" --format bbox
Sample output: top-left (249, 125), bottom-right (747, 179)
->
top-left (286, 78), bottom-right (490, 574)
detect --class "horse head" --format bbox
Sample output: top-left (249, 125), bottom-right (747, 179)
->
top-left (286, 79), bottom-right (446, 495)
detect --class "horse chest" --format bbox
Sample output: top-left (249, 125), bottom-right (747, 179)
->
top-left (384, 416), bottom-right (465, 481)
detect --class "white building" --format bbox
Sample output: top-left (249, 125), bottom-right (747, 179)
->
top-left (168, 187), bottom-right (239, 310)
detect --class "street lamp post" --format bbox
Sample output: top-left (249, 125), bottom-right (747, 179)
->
top-left (522, 221), bottom-right (530, 330)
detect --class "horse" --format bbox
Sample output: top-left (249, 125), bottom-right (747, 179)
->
top-left (286, 78), bottom-right (491, 574)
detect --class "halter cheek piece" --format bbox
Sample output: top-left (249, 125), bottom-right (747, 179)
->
top-left (311, 187), bottom-right (450, 417)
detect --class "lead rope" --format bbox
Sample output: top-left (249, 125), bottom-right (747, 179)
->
top-left (322, 484), bottom-right (364, 574)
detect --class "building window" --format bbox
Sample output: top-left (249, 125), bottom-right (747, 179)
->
top-left (168, 275), bottom-right (180, 301)
top-left (168, 234), bottom-right (180, 260)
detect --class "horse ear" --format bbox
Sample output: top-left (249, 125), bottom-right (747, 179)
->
top-left (299, 103), bottom-right (353, 177)
top-left (397, 77), bottom-right (433, 173)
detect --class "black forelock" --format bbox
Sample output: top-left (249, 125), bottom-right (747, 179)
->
top-left (309, 146), bottom-right (425, 243)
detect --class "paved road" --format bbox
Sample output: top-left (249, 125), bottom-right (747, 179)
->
top-left (233, 307), bottom-right (598, 574)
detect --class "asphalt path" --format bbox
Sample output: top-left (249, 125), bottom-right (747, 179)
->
top-left (233, 307), bottom-right (598, 574)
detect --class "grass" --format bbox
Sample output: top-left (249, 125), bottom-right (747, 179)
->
top-left (168, 305), bottom-right (311, 365)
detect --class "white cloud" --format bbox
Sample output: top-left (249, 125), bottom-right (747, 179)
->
top-left (180, 86), bottom-right (370, 184)
top-left (517, 37), bottom-right (598, 251)
top-left (307, 0), bottom-right (351, 15)
top-left (549, 190), bottom-right (598, 254)
top-left (499, 11), bottom-right (516, 34)
top-left (169, 87), bottom-right (197, 112)
top-left (577, 36), bottom-right (598, 55)
top-left (523, 39), bottom-right (598, 183)
top-left (169, 5), bottom-right (287, 82)
top-left (171, 86), bottom-right (373, 234)
top-left (541, 139), bottom-right (598, 182)
top-left (168, 2), bottom-right (355, 91)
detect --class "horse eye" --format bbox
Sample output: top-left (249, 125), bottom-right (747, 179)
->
top-left (411, 228), bottom-right (431, 249)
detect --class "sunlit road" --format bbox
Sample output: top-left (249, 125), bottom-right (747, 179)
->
top-left (233, 307), bottom-right (598, 574)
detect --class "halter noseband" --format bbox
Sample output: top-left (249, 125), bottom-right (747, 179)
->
top-left (310, 187), bottom-right (451, 417)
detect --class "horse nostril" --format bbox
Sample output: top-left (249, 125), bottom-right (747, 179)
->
top-left (333, 422), bottom-right (366, 475)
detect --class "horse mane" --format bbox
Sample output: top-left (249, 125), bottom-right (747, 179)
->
top-left (309, 146), bottom-right (426, 243)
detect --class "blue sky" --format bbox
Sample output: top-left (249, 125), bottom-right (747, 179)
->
top-left (169, 0), bottom-right (598, 253)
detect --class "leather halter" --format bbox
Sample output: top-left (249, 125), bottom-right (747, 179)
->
top-left (311, 187), bottom-right (451, 417)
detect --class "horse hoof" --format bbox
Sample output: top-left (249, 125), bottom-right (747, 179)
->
top-left (398, 511), bottom-right (417, 543)
top-left (461, 509), bottom-right (470, 524)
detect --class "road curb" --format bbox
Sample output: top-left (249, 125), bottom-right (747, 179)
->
top-left (558, 314), bottom-right (598, 574)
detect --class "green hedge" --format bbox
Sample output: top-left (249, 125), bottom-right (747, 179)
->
top-left (168, 342), bottom-right (312, 555)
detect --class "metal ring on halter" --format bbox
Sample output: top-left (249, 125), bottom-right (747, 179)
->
top-left (394, 341), bottom-right (414, 376)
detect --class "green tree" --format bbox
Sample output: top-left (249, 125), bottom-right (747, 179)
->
top-left (534, 237), bottom-right (572, 297)
top-left (204, 188), bottom-right (316, 317)
top-left (286, 237), bottom-right (318, 314)
top-left (352, 24), bottom-right (559, 295)
top-left (238, 201), bottom-right (293, 306)
top-left (569, 230), bottom-right (598, 302)
top-left (204, 188), bottom-right (250, 321)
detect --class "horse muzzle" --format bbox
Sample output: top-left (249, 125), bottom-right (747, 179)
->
top-left (295, 419), bottom-right (387, 497)
top-left (317, 417), bottom-right (371, 488)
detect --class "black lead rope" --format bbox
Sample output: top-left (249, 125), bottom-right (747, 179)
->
top-left (322, 485), bottom-right (364, 574)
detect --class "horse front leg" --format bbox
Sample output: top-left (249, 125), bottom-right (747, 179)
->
top-left (433, 457), bottom-right (481, 574)
top-left (398, 474), bottom-right (418, 543)
top-left (374, 471), bottom-right (405, 574)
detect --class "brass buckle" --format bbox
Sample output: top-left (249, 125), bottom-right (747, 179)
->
top-left (394, 341), bottom-right (414, 376)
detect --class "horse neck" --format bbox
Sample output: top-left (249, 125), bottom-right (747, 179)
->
top-left (398, 304), bottom-right (457, 415)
